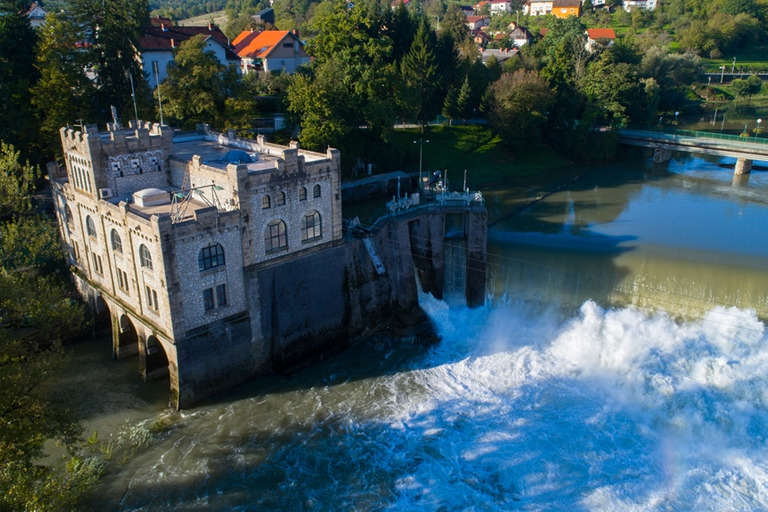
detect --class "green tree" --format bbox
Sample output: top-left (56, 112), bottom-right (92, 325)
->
top-left (486, 69), bottom-right (554, 146)
top-left (399, 17), bottom-right (442, 129)
top-left (0, 1), bottom-right (41, 162)
top-left (160, 35), bottom-right (242, 131)
top-left (70, 0), bottom-right (152, 123)
top-left (731, 75), bottom-right (763, 99)
top-left (0, 142), bottom-right (95, 512)
top-left (32, 13), bottom-right (96, 160)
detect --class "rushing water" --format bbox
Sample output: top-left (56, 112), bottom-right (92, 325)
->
top-left (72, 154), bottom-right (768, 511)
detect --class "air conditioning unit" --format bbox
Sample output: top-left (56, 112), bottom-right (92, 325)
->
top-left (99, 188), bottom-right (113, 199)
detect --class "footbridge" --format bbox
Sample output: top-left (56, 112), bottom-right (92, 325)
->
top-left (617, 128), bottom-right (768, 174)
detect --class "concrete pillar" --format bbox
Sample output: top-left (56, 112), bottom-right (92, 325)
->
top-left (735, 158), bottom-right (753, 175)
top-left (465, 210), bottom-right (487, 308)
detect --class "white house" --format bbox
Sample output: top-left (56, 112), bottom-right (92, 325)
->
top-left (139, 23), bottom-right (240, 88)
top-left (489, 0), bottom-right (512, 15)
top-left (233, 30), bottom-right (310, 75)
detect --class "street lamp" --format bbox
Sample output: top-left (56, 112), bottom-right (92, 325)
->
top-left (732, 56), bottom-right (736, 73)
top-left (756, 119), bottom-right (763, 140)
top-left (414, 138), bottom-right (429, 192)
top-left (720, 65), bottom-right (726, 83)
top-left (675, 111), bottom-right (679, 125)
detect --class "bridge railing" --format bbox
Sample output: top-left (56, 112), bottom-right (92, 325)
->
top-left (620, 127), bottom-right (768, 148)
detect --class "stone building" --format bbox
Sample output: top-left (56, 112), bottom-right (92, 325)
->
top-left (50, 121), bottom-right (341, 407)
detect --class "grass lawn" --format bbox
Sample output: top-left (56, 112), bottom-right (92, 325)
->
top-left (176, 10), bottom-right (228, 27)
top-left (389, 125), bottom-right (570, 188)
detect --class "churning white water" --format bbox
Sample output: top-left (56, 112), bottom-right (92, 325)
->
top-left (107, 292), bottom-right (768, 511)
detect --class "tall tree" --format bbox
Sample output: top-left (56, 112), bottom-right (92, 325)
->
top-left (486, 69), bottom-right (554, 146)
top-left (160, 35), bottom-right (240, 131)
top-left (0, 142), bottom-right (95, 512)
top-left (70, 0), bottom-right (152, 123)
top-left (32, 12), bottom-right (96, 160)
top-left (399, 17), bottom-right (442, 129)
top-left (0, 1), bottom-right (40, 162)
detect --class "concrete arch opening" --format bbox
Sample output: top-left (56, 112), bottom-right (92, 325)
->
top-left (116, 314), bottom-right (139, 359)
top-left (142, 335), bottom-right (169, 382)
top-left (94, 296), bottom-right (111, 337)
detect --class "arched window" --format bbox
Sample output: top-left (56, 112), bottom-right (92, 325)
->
top-left (139, 244), bottom-right (153, 270)
top-left (65, 205), bottom-right (73, 224)
top-left (313, 184), bottom-right (321, 198)
top-left (264, 219), bottom-right (287, 253)
top-left (301, 211), bottom-right (322, 241)
top-left (86, 215), bottom-right (97, 238)
top-left (299, 187), bottom-right (307, 201)
top-left (111, 229), bottom-right (122, 253)
top-left (276, 191), bottom-right (286, 206)
top-left (198, 243), bottom-right (225, 271)
top-left (262, 195), bottom-right (271, 209)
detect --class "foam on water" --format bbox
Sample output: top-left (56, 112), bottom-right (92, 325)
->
top-left (113, 294), bottom-right (768, 511)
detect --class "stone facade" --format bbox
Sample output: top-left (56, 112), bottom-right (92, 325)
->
top-left (51, 121), bottom-right (342, 407)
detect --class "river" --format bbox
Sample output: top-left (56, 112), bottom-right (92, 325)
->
top-left (69, 153), bottom-right (768, 511)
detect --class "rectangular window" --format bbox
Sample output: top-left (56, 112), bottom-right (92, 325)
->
top-left (146, 285), bottom-right (159, 311)
top-left (117, 268), bottom-right (129, 293)
top-left (216, 283), bottom-right (228, 307)
top-left (203, 288), bottom-right (215, 311)
top-left (92, 253), bottom-right (103, 275)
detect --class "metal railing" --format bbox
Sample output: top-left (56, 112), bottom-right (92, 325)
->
top-left (619, 127), bottom-right (768, 149)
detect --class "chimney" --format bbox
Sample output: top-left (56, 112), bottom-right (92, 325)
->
top-left (170, 38), bottom-right (175, 48)
top-left (161, 23), bottom-right (167, 31)
top-left (208, 22), bottom-right (213, 31)
top-left (292, 29), bottom-right (299, 39)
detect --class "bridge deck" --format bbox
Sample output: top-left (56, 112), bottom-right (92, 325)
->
top-left (617, 128), bottom-right (768, 161)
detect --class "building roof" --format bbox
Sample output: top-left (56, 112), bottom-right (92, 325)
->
top-left (586, 28), bottom-right (616, 39)
top-left (233, 30), bottom-right (300, 60)
top-left (466, 15), bottom-right (489, 23)
top-left (552, 0), bottom-right (581, 7)
top-left (140, 25), bottom-right (240, 62)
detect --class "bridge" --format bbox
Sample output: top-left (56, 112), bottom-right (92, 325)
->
top-left (617, 128), bottom-right (768, 174)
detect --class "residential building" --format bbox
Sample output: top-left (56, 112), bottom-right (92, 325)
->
top-left (525, 0), bottom-right (553, 16)
top-left (27, 1), bottom-right (46, 27)
top-left (586, 27), bottom-right (616, 50)
top-left (233, 29), bottom-right (310, 75)
top-left (489, 0), bottom-right (512, 15)
top-left (466, 15), bottom-right (491, 31)
top-left (139, 23), bottom-right (240, 88)
top-left (508, 22), bottom-right (534, 46)
top-left (623, 0), bottom-right (657, 10)
top-left (552, 0), bottom-right (581, 17)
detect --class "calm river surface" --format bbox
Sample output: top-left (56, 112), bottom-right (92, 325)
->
top-left (70, 153), bottom-right (768, 511)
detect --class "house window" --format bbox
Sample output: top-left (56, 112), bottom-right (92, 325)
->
top-left (146, 285), bottom-right (159, 311)
top-left (265, 219), bottom-right (287, 253)
top-left (262, 195), bottom-right (271, 209)
top-left (65, 205), bottom-right (73, 224)
top-left (313, 184), bottom-right (321, 198)
top-left (92, 253), bottom-right (103, 275)
top-left (139, 244), bottom-right (153, 270)
top-left (299, 187), bottom-right (307, 201)
top-left (198, 243), bottom-right (225, 271)
top-left (111, 229), bottom-right (122, 253)
top-left (203, 284), bottom-right (228, 311)
top-left (86, 215), bottom-right (97, 238)
top-left (283, 42), bottom-right (294, 48)
top-left (216, 283), bottom-right (228, 307)
top-left (203, 287), bottom-right (215, 311)
top-left (277, 191), bottom-right (286, 206)
top-left (116, 268), bottom-right (129, 293)
top-left (301, 211), bottom-right (322, 241)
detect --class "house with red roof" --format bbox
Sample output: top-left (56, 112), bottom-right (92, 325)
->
top-left (233, 29), bottom-right (309, 75)
top-left (586, 27), bottom-right (616, 50)
top-left (139, 23), bottom-right (240, 88)
top-left (465, 15), bottom-right (490, 31)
